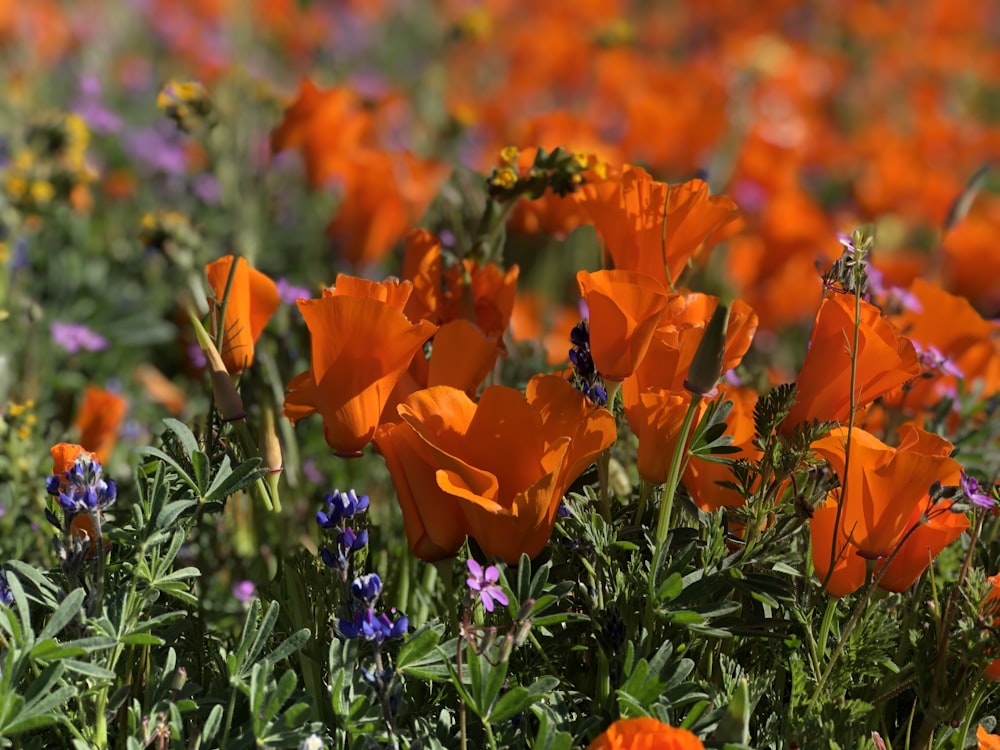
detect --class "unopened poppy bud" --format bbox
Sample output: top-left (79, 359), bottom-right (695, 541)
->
top-left (684, 303), bottom-right (731, 397)
top-left (258, 403), bottom-right (283, 474)
top-left (189, 313), bottom-right (245, 422)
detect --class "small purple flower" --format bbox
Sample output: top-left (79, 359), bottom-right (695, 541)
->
top-left (50, 322), bottom-right (108, 354)
top-left (232, 580), bottom-right (255, 603)
top-left (72, 76), bottom-right (122, 135)
top-left (961, 472), bottom-right (995, 510)
top-left (466, 559), bottom-right (509, 613)
top-left (276, 278), bottom-right (312, 305)
top-left (301, 459), bottom-right (324, 485)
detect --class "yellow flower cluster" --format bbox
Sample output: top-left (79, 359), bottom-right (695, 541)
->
top-left (5, 399), bottom-right (37, 441)
top-left (2, 112), bottom-right (95, 213)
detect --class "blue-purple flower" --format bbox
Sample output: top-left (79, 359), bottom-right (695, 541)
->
top-left (339, 606), bottom-right (408, 643)
top-left (317, 489), bottom-right (370, 529)
top-left (466, 559), bottom-right (509, 613)
top-left (45, 453), bottom-right (116, 514)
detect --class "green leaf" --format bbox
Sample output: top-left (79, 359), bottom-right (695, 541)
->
top-left (263, 628), bottom-right (311, 667)
top-left (397, 623), bottom-right (443, 673)
top-left (162, 418), bottom-right (200, 456)
top-left (261, 670), bottom-right (297, 724)
top-left (118, 633), bottom-right (166, 646)
top-left (191, 450), bottom-right (211, 494)
top-left (37, 588), bottom-right (85, 642)
top-left (489, 676), bottom-right (559, 724)
top-left (205, 457), bottom-right (266, 502)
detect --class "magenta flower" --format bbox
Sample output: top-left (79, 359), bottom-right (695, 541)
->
top-left (466, 559), bottom-right (509, 613)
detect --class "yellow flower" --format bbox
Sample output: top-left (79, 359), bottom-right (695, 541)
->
top-left (490, 166), bottom-right (518, 190)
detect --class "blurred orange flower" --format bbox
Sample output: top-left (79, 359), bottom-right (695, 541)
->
top-left (588, 717), bottom-right (704, 750)
top-left (283, 275), bottom-right (437, 457)
top-left (73, 386), bottom-right (127, 464)
top-left (783, 294), bottom-right (920, 431)
top-left (374, 374), bottom-right (616, 562)
top-left (205, 255), bottom-right (280, 374)
top-left (327, 150), bottom-right (449, 267)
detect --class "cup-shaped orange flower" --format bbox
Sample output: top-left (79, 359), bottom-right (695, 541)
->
top-left (375, 374), bottom-right (616, 563)
top-left (783, 293), bottom-right (920, 431)
top-left (577, 269), bottom-right (670, 382)
top-left (588, 717), bottom-right (704, 750)
top-left (73, 386), bottom-right (127, 464)
top-left (582, 166), bottom-right (738, 290)
top-left (625, 390), bottom-right (705, 486)
top-left (812, 425), bottom-right (961, 560)
top-left (283, 275), bottom-right (437, 456)
top-left (206, 255), bottom-right (280, 374)
top-left (627, 294), bottom-right (758, 395)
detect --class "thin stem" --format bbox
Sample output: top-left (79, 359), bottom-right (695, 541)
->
top-left (654, 395), bottom-right (702, 546)
top-left (822, 284), bottom-right (863, 590)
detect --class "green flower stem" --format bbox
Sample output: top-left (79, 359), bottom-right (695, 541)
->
top-left (643, 394), bottom-right (702, 633)
top-left (653, 394), bottom-right (702, 546)
top-left (396, 548), bottom-right (411, 615)
top-left (596, 448), bottom-right (612, 522)
top-left (633, 480), bottom-right (652, 527)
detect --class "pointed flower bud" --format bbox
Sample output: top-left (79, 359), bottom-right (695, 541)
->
top-left (189, 312), bottom-right (245, 421)
top-left (684, 303), bottom-right (731, 397)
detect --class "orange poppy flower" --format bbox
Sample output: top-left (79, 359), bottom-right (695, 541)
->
top-left (374, 374), bottom-right (616, 562)
top-left (588, 717), bottom-right (704, 750)
top-left (576, 269), bottom-right (670, 382)
top-left (810, 425), bottom-right (962, 595)
top-left (626, 390), bottom-right (704, 487)
top-left (327, 150), bottom-right (449, 267)
top-left (382, 319), bottom-right (501, 424)
top-left (874, 497), bottom-right (968, 593)
top-left (625, 294), bottom-right (758, 396)
top-left (270, 79), bottom-right (372, 188)
top-left (73, 386), bottom-right (127, 464)
top-left (783, 293), bottom-right (920, 432)
top-left (582, 167), bottom-right (738, 290)
top-left (401, 229), bottom-right (520, 343)
top-left (132, 363), bottom-right (186, 416)
top-left (977, 724), bottom-right (1000, 749)
top-left (50, 442), bottom-right (93, 475)
top-left (283, 275), bottom-right (438, 457)
top-left (205, 255), bottom-right (280, 374)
